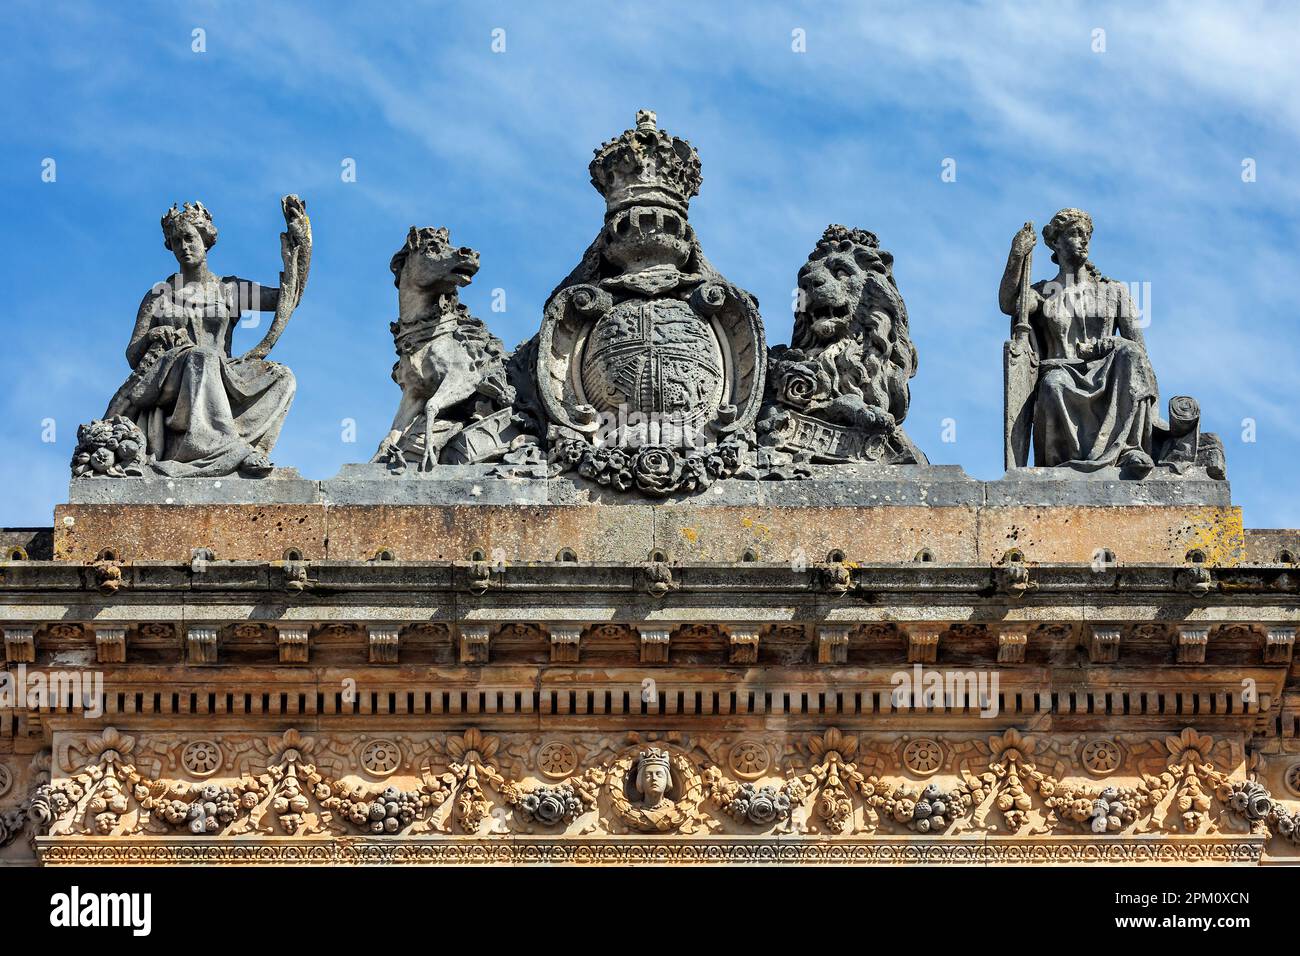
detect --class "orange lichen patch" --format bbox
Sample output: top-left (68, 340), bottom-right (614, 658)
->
top-left (1179, 508), bottom-right (1247, 565)
top-left (977, 506), bottom-right (1246, 566)
top-left (657, 506), bottom-right (980, 564)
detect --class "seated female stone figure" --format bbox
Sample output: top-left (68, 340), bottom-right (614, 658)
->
top-left (999, 208), bottom-right (1157, 475)
top-left (91, 199), bottom-right (310, 478)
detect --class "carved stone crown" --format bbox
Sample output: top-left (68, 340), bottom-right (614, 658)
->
top-left (637, 747), bottom-right (671, 772)
top-left (589, 110), bottom-right (703, 217)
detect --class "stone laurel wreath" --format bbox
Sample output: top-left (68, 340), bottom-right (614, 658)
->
top-left (603, 749), bottom-right (706, 833)
top-left (4, 726), bottom-right (1299, 847)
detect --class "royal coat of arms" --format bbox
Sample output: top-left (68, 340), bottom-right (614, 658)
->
top-left (515, 111), bottom-right (767, 494)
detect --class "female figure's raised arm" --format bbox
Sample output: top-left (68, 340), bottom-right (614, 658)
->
top-left (240, 195), bottom-right (311, 362)
top-left (231, 278), bottom-right (280, 315)
top-left (999, 222), bottom-right (1040, 318)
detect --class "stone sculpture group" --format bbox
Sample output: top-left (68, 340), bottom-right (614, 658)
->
top-left (71, 111), bottom-right (1227, 490)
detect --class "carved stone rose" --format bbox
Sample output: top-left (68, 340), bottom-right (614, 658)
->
top-left (632, 447), bottom-right (683, 496)
top-left (772, 357), bottom-right (827, 411)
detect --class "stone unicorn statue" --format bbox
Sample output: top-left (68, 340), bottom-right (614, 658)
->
top-left (372, 226), bottom-right (523, 471)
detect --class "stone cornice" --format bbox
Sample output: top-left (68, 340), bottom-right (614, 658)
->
top-left (0, 558), bottom-right (1297, 601)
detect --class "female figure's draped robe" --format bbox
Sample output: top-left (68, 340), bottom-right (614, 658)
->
top-left (106, 275), bottom-right (295, 477)
top-left (1029, 276), bottom-right (1157, 470)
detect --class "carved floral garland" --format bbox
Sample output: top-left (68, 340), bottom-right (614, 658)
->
top-left (550, 436), bottom-right (745, 497)
top-left (4, 726), bottom-right (1300, 850)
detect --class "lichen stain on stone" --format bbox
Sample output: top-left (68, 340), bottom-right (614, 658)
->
top-left (1182, 508), bottom-right (1246, 566)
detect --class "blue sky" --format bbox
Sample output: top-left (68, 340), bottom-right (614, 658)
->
top-left (2, 1), bottom-right (1298, 528)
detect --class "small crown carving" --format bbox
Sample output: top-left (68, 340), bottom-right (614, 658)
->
top-left (589, 110), bottom-right (703, 217)
top-left (161, 201), bottom-right (213, 235)
top-left (637, 747), bottom-right (671, 771)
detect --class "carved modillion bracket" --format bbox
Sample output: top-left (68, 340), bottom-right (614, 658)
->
top-left (817, 626), bottom-right (850, 664)
top-left (640, 627), bottom-right (670, 664)
top-left (550, 625), bottom-right (582, 664)
top-left (1264, 626), bottom-right (1295, 664)
top-left (277, 625), bottom-right (310, 665)
top-left (94, 626), bottom-right (127, 664)
top-left (459, 625), bottom-right (491, 665)
top-left (187, 626), bottom-right (218, 665)
top-left (1175, 627), bottom-right (1209, 664)
top-left (3, 626), bottom-right (35, 663)
top-left (368, 625), bottom-right (400, 665)
top-left (728, 627), bottom-right (760, 664)
top-left (905, 626), bottom-right (940, 664)
top-left (1088, 626), bottom-right (1121, 664)
top-left (997, 628), bottom-right (1028, 664)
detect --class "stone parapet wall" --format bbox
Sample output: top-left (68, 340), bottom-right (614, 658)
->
top-left (52, 468), bottom-right (1245, 565)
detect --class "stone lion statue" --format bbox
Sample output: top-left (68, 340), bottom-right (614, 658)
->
top-left (758, 224), bottom-right (927, 464)
top-left (372, 226), bottom-right (528, 471)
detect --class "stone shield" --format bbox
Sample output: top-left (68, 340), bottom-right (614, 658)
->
top-left (536, 282), bottom-right (766, 444)
top-left (578, 298), bottom-right (725, 427)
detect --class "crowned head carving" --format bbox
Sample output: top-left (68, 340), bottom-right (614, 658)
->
top-left (634, 747), bottom-right (673, 808)
top-left (161, 201), bottom-right (218, 271)
top-left (389, 226), bottom-right (480, 293)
